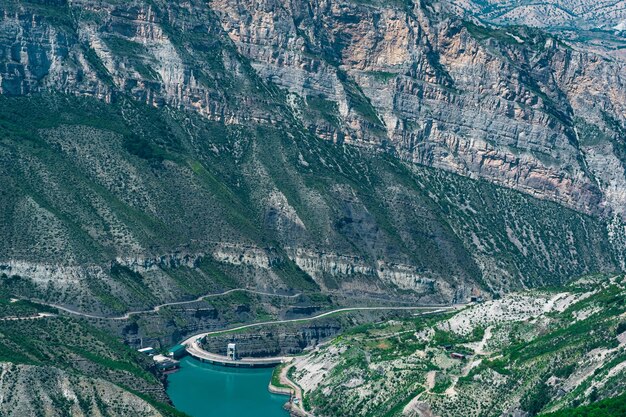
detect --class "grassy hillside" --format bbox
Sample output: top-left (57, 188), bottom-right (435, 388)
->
top-left (541, 392), bottom-right (626, 417)
top-left (0, 93), bottom-right (617, 316)
top-left (291, 274), bottom-right (626, 417)
top-left (0, 289), bottom-right (185, 416)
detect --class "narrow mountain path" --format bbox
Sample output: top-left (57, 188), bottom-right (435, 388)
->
top-left (23, 288), bottom-right (302, 321)
top-left (279, 357), bottom-right (315, 417)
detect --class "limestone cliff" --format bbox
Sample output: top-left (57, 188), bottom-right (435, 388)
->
top-left (1, 0), bottom-right (625, 217)
top-left (209, 0), bottom-right (626, 216)
top-left (0, 0), bottom-right (624, 313)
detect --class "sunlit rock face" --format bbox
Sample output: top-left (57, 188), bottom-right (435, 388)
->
top-left (209, 0), bottom-right (626, 217)
top-left (0, 0), bottom-right (624, 312)
top-left (1, 0), bottom-right (625, 216)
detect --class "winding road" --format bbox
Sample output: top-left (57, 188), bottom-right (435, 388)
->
top-left (0, 312), bottom-right (56, 322)
top-left (181, 305), bottom-right (457, 344)
top-left (27, 288), bottom-right (460, 324)
top-left (181, 304), bottom-right (459, 417)
top-left (21, 288), bottom-right (462, 416)
top-left (27, 288), bottom-right (302, 321)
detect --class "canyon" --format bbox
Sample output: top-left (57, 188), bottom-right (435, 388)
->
top-left (0, 0), bottom-right (625, 415)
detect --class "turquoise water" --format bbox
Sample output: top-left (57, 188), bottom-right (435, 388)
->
top-left (167, 357), bottom-right (289, 417)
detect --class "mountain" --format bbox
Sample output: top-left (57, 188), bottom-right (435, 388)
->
top-left (0, 290), bottom-right (183, 417)
top-left (288, 274), bottom-right (626, 417)
top-left (445, 0), bottom-right (626, 31)
top-left (1, 0), bottom-right (626, 415)
top-left (0, 92), bottom-right (619, 316)
top-left (4, 0), bottom-right (626, 216)
top-left (0, 0), bottom-right (624, 315)
top-left (443, 0), bottom-right (626, 64)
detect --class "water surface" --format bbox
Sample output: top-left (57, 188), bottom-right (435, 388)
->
top-left (167, 357), bottom-right (289, 417)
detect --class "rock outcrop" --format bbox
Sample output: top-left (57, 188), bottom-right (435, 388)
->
top-left (0, 363), bottom-right (164, 417)
top-left (0, 0), bottom-right (624, 314)
top-left (1, 0), bottom-right (625, 217)
top-left (209, 0), bottom-right (626, 216)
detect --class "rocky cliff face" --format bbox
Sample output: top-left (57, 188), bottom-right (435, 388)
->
top-left (445, 0), bottom-right (626, 31)
top-left (203, 323), bottom-right (343, 357)
top-left (3, 0), bottom-right (316, 152)
top-left (0, 1), bottom-right (624, 314)
top-left (1, 0), bottom-right (625, 217)
top-left (209, 0), bottom-right (626, 216)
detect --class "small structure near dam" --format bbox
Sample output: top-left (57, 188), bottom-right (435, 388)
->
top-left (227, 343), bottom-right (237, 360)
top-left (168, 344), bottom-right (187, 359)
top-left (184, 338), bottom-right (289, 368)
top-left (153, 354), bottom-right (180, 371)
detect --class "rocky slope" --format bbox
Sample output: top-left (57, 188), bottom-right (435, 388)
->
top-left (444, 0), bottom-right (626, 64)
top-left (193, 0), bottom-right (626, 217)
top-left (446, 0), bottom-right (626, 30)
top-left (0, 2), bottom-right (625, 415)
top-left (0, 0), bottom-right (625, 313)
top-left (0, 292), bottom-right (182, 417)
top-left (1, 0), bottom-right (626, 217)
top-left (0, 363), bottom-right (164, 417)
top-left (290, 274), bottom-right (626, 417)
top-left (0, 94), bottom-right (618, 317)
top-left (200, 310), bottom-right (413, 358)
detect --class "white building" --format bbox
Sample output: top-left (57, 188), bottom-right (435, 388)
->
top-left (227, 343), bottom-right (237, 360)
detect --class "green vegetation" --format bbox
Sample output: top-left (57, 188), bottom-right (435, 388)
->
top-left (337, 69), bottom-right (385, 126)
top-left (102, 35), bottom-right (160, 80)
top-left (541, 392), bottom-right (626, 417)
top-left (522, 382), bottom-right (553, 415)
top-left (270, 363), bottom-right (290, 389)
top-left (0, 288), bottom-right (56, 318)
top-left (0, 2), bottom-right (623, 416)
top-left (463, 21), bottom-right (556, 50)
top-left (307, 94), bottom-right (341, 126)
top-left (431, 373), bottom-right (451, 394)
top-left (1, 0), bottom-right (74, 29)
top-left (0, 292), bottom-right (184, 416)
top-left (123, 133), bottom-right (172, 162)
top-left (366, 71), bottom-right (397, 82)
top-left (0, 315), bottom-right (153, 382)
top-left (299, 276), bottom-right (626, 417)
top-left (0, 92), bottom-right (617, 318)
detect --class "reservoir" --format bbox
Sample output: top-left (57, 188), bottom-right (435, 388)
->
top-left (167, 357), bottom-right (290, 417)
